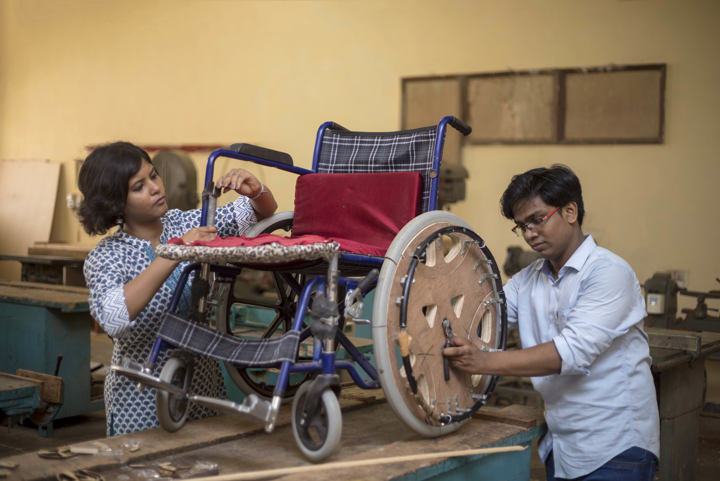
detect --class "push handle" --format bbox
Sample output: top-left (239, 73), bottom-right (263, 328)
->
top-left (448, 117), bottom-right (472, 136)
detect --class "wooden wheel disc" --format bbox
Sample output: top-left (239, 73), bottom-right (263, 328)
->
top-left (373, 212), bottom-right (504, 436)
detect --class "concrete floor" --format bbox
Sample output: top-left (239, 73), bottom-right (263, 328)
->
top-left (1, 333), bottom-right (720, 481)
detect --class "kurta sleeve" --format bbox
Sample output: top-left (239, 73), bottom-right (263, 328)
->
top-left (214, 195), bottom-right (257, 236)
top-left (163, 195), bottom-right (258, 238)
top-left (84, 241), bottom-right (133, 338)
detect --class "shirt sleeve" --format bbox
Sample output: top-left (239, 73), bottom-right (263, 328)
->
top-left (553, 260), bottom-right (646, 376)
top-left (503, 274), bottom-right (520, 331)
top-left (84, 243), bottom-right (133, 338)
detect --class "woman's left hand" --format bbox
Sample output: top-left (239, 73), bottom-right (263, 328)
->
top-left (216, 169), bottom-right (263, 198)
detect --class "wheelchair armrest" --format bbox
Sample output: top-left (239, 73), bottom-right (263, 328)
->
top-left (230, 143), bottom-right (293, 167)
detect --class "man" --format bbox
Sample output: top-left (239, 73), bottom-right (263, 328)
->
top-left (444, 165), bottom-right (659, 480)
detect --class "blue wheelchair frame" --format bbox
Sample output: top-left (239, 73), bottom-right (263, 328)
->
top-left (116, 116), bottom-right (507, 461)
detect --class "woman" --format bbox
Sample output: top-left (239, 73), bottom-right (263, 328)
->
top-left (78, 141), bottom-right (277, 435)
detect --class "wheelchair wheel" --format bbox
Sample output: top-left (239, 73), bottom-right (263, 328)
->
top-left (291, 382), bottom-right (342, 462)
top-left (372, 211), bottom-right (506, 437)
top-left (216, 212), bottom-right (314, 401)
top-left (156, 351), bottom-right (194, 432)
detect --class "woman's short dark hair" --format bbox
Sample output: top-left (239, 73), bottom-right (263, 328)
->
top-left (500, 164), bottom-right (585, 226)
top-left (77, 142), bottom-right (151, 235)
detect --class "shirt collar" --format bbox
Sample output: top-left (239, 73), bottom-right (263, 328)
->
top-left (538, 234), bottom-right (596, 277)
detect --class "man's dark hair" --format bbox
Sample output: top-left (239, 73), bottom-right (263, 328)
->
top-left (500, 164), bottom-right (585, 226)
top-left (77, 141), bottom-right (151, 235)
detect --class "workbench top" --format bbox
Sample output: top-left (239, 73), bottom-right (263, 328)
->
top-left (0, 280), bottom-right (89, 312)
top-left (2, 388), bottom-right (545, 481)
top-left (647, 327), bottom-right (720, 372)
top-left (0, 254), bottom-right (85, 265)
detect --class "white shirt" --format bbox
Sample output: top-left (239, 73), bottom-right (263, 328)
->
top-left (504, 235), bottom-right (659, 478)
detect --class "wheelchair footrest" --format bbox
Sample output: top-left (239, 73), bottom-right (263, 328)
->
top-left (111, 358), bottom-right (187, 397)
top-left (189, 393), bottom-right (276, 428)
top-left (113, 357), bottom-right (279, 429)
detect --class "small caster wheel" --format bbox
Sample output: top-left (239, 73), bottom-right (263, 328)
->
top-left (156, 351), bottom-right (194, 432)
top-left (291, 381), bottom-right (342, 462)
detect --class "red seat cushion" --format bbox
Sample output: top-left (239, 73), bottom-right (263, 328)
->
top-left (291, 172), bottom-right (422, 256)
top-left (168, 172), bottom-right (423, 257)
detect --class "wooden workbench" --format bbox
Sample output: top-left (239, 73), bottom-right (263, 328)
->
top-left (0, 280), bottom-right (102, 433)
top-left (2, 389), bottom-right (545, 481)
top-left (0, 253), bottom-right (86, 287)
top-left (0, 280), bottom-right (89, 311)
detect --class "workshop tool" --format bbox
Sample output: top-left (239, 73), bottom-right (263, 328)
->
top-left (442, 318), bottom-right (453, 381)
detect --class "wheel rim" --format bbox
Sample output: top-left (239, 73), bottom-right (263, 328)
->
top-left (373, 212), bottom-right (506, 436)
top-left (215, 271), bottom-right (313, 400)
top-left (214, 213), bottom-right (314, 400)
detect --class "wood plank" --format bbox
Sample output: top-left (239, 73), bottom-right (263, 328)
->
top-left (473, 404), bottom-right (542, 429)
top-left (15, 369), bottom-right (63, 404)
top-left (0, 280), bottom-right (89, 295)
top-left (0, 280), bottom-right (89, 310)
top-left (0, 373), bottom-right (41, 393)
top-left (0, 254), bottom-right (84, 266)
top-left (28, 243), bottom-right (92, 260)
top-left (152, 402), bottom-right (540, 481)
top-left (187, 446), bottom-right (527, 481)
top-left (0, 160), bottom-right (60, 281)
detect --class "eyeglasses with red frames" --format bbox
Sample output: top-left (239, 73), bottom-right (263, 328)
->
top-left (511, 206), bottom-right (561, 237)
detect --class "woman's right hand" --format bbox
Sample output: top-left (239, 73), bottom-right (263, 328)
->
top-left (181, 226), bottom-right (218, 244)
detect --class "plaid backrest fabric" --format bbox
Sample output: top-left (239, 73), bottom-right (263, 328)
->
top-left (315, 125), bottom-right (438, 213)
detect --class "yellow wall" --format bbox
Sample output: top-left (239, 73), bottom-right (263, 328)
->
top-left (1, 0), bottom-right (719, 302)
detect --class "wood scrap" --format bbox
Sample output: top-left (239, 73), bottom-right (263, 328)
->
top-left (186, 445), bottom-right (526, 481)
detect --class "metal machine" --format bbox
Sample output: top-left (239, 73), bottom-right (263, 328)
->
top-left (644, 272), bottom-right (720, 332)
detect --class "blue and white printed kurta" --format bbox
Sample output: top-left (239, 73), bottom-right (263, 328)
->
top-left (84, 197), bottom-right (257, 435)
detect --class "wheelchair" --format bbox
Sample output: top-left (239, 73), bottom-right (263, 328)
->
top-left (113, 116), bottom-right (508, 461)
